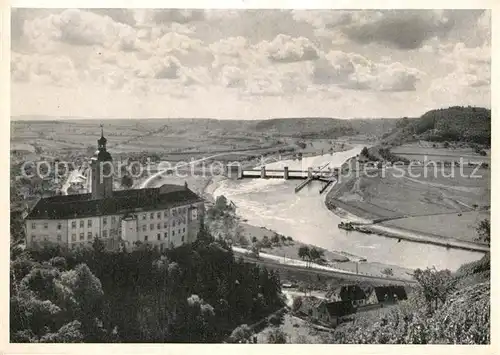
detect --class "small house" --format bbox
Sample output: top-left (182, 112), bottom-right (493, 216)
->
top-left (366, 285), bottom-right (408, 306)
top-left (326, 284), bottom-right (367, 307)
top-left (312, 300), bottom-right (354, 327)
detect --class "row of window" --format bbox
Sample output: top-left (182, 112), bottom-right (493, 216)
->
top-left (144, 229), bottom-right (185, 242)
top-left (141, 208), bottom-right (187, 221)
top-left (140, 220), bottom-right (187, 232)
top-left (31, 235), bottom-right (61, 242)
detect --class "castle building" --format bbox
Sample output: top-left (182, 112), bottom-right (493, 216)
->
top-left (25, 129), bottom-right (205, 251)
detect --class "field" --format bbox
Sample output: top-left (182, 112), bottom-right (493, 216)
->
top-left (391, 141), bottom-right (490, 164)
top-left (329, 162), bottom-right (490, 243)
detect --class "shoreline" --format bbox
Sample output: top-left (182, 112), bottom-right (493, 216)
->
top-left (205, 173), bottom-right (417, 278)
top-left (324, 163), bottom-right (489, 254)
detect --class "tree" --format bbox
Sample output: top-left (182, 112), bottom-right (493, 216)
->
top-left (413, 267), bottom-right (455, 315)
top-left (121, 174), bottom-right (133, 189)
top-left (381, 268), bottom-right (394, 276)
top-left (298, 246), bottom-right (310, 264)
top-left (230, 324), bottom-right (251, 343)
top-left (309, 248), bottom-right (324, 262)
top-left (261, 236), bottom-right (271, 248)
top-left (475, 219), bottom-right (490, 244)
top-left (267, 328), bottom-right (287, 343)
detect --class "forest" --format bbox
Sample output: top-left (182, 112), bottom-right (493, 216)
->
top-left (10, 226), bottom-right (283, 343)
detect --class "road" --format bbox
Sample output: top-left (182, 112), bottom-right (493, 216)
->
top-left (232, 246), bottom-right (416, 285)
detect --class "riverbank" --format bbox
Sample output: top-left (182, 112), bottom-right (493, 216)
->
top-left (324, 167), bottom-right (490, 254)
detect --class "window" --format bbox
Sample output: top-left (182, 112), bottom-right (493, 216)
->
top-left (178, 229), bottom-right (181, 235)
top-left (164, 210), bottom-right (169, 217)
top-left (157, 212), bottom-right (161, 219)
top-left (182, 235), bottom-right (184, 242)
top-left (142, 214), bottom-right (146, 220)
top-left (31, 222), bottom-right (36, 229)
top-left (150, 224), bottom-right (154, 230)
top-left (57, 223), bottom-right (62, 230)
top-left (103, 230), bottom-right (108, 238)
top-left (80, 220), bottom-right (84, 228)
top-left (172, 221), bottom-right (176, 227)
top-left (157, 233), bottom-right (161, 241)
top-left (111, 216), bottom-right (116, 224)
top-left (164, 232), bottom-right (168, 239)
top-left (88, 220), bottom-right (92, 227)
top-left (43, 222), bottom-right (48, 229)
top-left (142, 225), bottom-right (147, 232)
top-left (157, 223), bottom-right (161, 230)
top-left (183, 227), bottom-right (185, 233)
top-left (164, 222), bottom-right (168, 228)
top-left (71, 234), bottom-right (76, 241)
top-left (80, 233), bottom-right (84, 241)
top-left (72, 221), bottom-right (76, 229)
top-left (31, 235), bottom-right (36, 241)
top-left (172, 230), bottom-right (175, 236)
top-left (150, 213), bottom-right (154, 219)
top-left (57, 234), bottom-right (62, 242)
top-left (103, 217), bottom-right (107, 226)
top-left (144, 235), bottom-right (148, 241)
top-left (87, 232), bottom-right (92, 239)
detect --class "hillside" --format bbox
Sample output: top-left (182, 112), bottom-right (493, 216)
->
top-left (383, 106), bottom-right (491, 146)
top-left (331, 253), bottom-right (490, 344)
top-left (253, 117), bottom-right (398, 138)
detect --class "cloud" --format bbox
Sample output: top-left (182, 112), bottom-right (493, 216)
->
top-left (21, 9), bottom-right (136, 51)
top-left (256, 34), bottom-right (319, 63)
top-left (87, 9), bottom-right (137, 26)
top-left (342, 10), bottom-right (454, 50)
top-left (150, 9), bottom-right (205, 24)
top-left (293, 10), bottom-right (488, 50)
top-left (313, 50), bottom-right (423, 92)
top-left (11, 52), bottom-right (78, 86)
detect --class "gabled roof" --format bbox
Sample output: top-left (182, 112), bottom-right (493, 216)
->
top-left (372, 285), bottom-right (408, 302)
top-left (323, 301), bottom-right (354, 317)
top-left (327, 284), bottom-right (367, 301)
top-left (26, 184), bottom-right (204, 220)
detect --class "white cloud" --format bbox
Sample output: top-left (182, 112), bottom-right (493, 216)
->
top-left (313, 50), bottom-right (423, 92)
top-left (11, 52), bottom-right (78, 86)
top-left (256, 34), bottom-right (319, 63)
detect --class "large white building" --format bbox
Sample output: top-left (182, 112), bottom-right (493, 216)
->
top-left (25, 129), bottom-right (205, 251)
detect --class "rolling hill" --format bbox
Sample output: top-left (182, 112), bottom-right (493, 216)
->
top-left (383, 106), bottom-right (491, 146)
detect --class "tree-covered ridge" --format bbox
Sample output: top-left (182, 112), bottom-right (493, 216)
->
top-left (388, 106), bottom-right (491, 145)
top-left (10, 229), bottom-right (284, 343)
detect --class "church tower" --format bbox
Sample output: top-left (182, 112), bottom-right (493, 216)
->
top-left (90, 125), bottom-right (113, 199)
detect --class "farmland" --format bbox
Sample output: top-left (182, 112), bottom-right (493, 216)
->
top-left (328, 161), bottom-right (490, 243)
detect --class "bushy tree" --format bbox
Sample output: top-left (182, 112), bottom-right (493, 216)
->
top-left (267, 328), bottom-right (287, 343)
top-left (475, 219), bottom-right (490, 244)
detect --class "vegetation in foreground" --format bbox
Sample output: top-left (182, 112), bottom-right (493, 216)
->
top-left (10, 227), bottom-right (283, 343)
top-left (330, 253), bottom-right (490, 344)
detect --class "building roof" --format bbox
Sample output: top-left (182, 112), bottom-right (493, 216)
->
top-left (326, 284), bottom-right (367, 302)
top-left (323, 301), bottom-right (354, 317)
top-left (26, 184), bottom-right (204, 220)
top-left (371, 285), bottom-right (408, 302)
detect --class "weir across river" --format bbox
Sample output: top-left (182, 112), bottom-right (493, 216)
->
top-left (224, 164), bottom-right (339, 193)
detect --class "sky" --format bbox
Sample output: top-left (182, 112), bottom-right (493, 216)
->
top-left (11, 8), bottom-right (491, 119)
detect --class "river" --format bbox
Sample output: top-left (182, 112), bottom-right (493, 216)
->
top-left (212, 146), bottom-right (484, 271)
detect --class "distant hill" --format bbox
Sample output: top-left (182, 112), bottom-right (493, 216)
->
top-left (384, 106), bottom-right (491, 146)
top-left (253, 117), bottom-right (399, 138)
